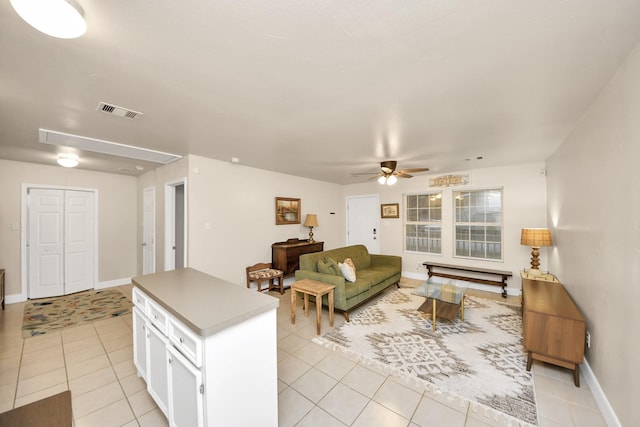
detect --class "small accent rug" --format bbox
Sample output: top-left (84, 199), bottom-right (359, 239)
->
top-left (23, 289), bottom-right (132, 338)
top-left (313, 288), bottom-right (537, 426)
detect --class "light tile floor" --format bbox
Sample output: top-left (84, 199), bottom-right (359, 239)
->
top-left (0, 280), bottom-right (608, 426)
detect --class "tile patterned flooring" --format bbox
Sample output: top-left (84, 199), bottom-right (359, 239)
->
top-left (0, 281), bottom-right (608, 426)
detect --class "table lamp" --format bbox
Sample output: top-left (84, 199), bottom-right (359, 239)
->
top-left (303, 214), bottom-right (319, 243)
top-left (521, 228), bottom-right (553, 276)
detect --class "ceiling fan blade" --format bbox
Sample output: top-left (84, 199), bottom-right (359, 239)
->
top-left (395, 172), bottom-right (413, 178)
top-left (397, 167), bottom-right (429, 173)
top-left (369, 173), bottom-right (384, 181)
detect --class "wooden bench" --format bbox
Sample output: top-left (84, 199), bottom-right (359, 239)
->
top-left (423, 262), bottom-right (512, 298)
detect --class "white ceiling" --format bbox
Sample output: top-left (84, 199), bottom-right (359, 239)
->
top-left (1, 0), bottom-right (639, 184)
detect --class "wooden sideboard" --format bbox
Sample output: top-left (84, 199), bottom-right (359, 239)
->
top-left (272, 239), bottom-right (324, 275)
top-left (522, 276), bottom-right (585, 386)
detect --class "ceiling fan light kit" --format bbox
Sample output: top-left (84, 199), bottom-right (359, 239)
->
top-left (10, 0), bottom-right (87, 39)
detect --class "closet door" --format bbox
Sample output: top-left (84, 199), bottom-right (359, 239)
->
top-left (28, 189), bottom-right (65, 298)
top-left (64, 190), bottom-right (95, 294)
top-left (28, 188), bottom-right (95, 298)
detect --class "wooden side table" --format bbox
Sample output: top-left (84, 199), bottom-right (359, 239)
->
top-left (291, 279), bottom-right (335, 335)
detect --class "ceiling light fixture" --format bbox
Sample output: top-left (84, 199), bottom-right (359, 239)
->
top-left (10, 0), bottom-right (87, 39)
top-left (57, 153), bottom-right (79, 168)
top-left (39, 129), bottom-right (182, 164)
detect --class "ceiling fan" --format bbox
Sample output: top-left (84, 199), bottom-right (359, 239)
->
top-left (368, 160), bottom-right (430, 185)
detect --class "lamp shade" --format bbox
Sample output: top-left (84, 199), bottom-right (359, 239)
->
top-left (520, 228), bottom-right (553, 247)
top-left (11, 0), bottom-right (87, 39)
top-left (303, 214), bottom-right (318, 228)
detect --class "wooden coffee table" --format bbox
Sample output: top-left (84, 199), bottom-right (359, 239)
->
top-left (291, 279), bottom-right (335, 335)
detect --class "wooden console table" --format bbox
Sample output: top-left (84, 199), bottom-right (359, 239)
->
top-left (423, 262), bottom-right (512, 298)
top-left (522, 277), bottom-right (585, 386)
top-left (272, 239), bottom-right (324, 276)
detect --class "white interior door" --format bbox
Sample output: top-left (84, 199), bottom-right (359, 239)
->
top-left (143, 187), bottom-right (155, 275)
top-left (28, 188), bottom-right (96, 298)
top-left (28, 189), bottom-right (65, 298)
top-left (347, 195), bottom-right (380, 253)
top-left (64, 190), bottom-right (95, 294)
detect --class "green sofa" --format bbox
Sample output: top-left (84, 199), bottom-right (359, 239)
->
top-left (294, 245), bottom-right (402, 321)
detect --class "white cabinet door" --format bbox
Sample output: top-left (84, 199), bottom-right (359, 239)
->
top-left (132, 307), bottom-right (147, 380)
top-left (167, 346), bottom-right (204, 427)
top-left (147, 324), bottom-right (169, 417)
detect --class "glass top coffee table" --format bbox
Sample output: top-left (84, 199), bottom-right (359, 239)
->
top-left (417, 282), bottom-right (469, 331)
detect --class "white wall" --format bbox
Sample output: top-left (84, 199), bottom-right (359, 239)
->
top-left (0, 159), bottom-right (138, 299)
top-left (546, 42), bottom-right (640, 427)
top-left (343, 162), bottom-right (548, 295)
top-left (185, 155), bottom-right (345, 285)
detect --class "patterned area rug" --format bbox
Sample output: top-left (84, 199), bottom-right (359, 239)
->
top-left (314, 288), bottom-right (537, 426)
top-left (23, 288), bottom-right (132, 338)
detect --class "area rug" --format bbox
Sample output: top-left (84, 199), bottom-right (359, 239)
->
top-left (313, 288), bottom-right (537, 426)
top-left (23, 289), bottom-right (132, 338)
top-left (0, 390), bottom-right (72, 426)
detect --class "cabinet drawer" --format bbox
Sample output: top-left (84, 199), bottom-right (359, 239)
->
top-left (147, 299), bottom-right (169, 335)
top-left (132, 287), bottom-right (149, 310)
top-left (169, 318), bottom-right (202, 367)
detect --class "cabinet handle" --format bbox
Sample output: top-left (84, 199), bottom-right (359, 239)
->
top-left (168, 357), bottom-right (172, 364)
top-left (179, 337), bottom-right (184, 343)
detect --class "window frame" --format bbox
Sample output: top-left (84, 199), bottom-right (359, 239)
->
top-left (453, 187), bottom-right (503, 262)
top-left (404, 191), bottom-right (443, 255)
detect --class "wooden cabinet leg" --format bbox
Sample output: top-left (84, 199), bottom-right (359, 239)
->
top-left (526, 351), bottom-right (533, 371)
top-left (573, 365), bottom-right (580, 387)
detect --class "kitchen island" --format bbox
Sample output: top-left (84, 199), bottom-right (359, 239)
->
top-left (132, 268), bottom-right (279, 427)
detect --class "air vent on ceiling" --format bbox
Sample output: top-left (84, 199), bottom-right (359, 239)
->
top-left (39, 129), bottom-right (182, 164)
top-left (97, 102), bottom-right (143, 119)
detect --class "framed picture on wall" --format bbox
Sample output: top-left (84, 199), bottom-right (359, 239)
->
top-left (275, 197), bottom-right (301, 225)
top-left (381, 203), bottom-right (399, 218)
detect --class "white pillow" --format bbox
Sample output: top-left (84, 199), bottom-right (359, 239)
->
top-left (338, 262), bottom-right (356, 282)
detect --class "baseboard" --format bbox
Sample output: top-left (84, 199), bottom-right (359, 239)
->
top-left (4, 293), bottom-right (25, 304)
top-left (95, 277), bottom-right (132, 289)
top-left (401, 271), bottom-right (522, 297)
top-left (581, 357), bottom-right (621, 427)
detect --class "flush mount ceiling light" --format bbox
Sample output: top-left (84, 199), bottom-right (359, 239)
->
top-left (57, 153), bottom-right (79, 168)
top-left (10, 0), bottom-right (87, 39)
top-left (39, 129), bottom-right (182, 164)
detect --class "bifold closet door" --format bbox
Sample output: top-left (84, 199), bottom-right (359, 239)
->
top-left (28, 189), bottom-right (95, 298)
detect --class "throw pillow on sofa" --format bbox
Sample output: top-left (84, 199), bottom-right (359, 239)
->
top-left (318, 257), bottom-right (341, 276)
top-left (338, 262), bottom-right (356, 282)
top-left (344, 257), bottom-right (356, 272)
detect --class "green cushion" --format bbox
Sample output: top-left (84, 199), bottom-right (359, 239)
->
top-left (317, 257), bottom-right (340, 275)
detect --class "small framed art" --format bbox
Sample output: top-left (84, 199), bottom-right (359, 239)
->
top-left (381, 203), bottom-right (399, 218)
top-left (275, 197), bottom-right (301, 225)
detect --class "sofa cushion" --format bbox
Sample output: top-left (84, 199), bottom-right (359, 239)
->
top-left (338, 262), bottom-right (356, 282)
top-left (317, 258), bottom-right (340, 276)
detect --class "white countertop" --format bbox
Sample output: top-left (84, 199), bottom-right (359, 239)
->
top-left (132, 268), bottom-right (279, 337)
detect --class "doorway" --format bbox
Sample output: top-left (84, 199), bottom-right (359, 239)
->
top-left (164, 178), bottom-right (187, 271)
top-left (346, 195), bottom-right (380, 253)
top-left (24, 187), bottom-right (97, 299)
top-left (143, 186), bottom-right (155, 275)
